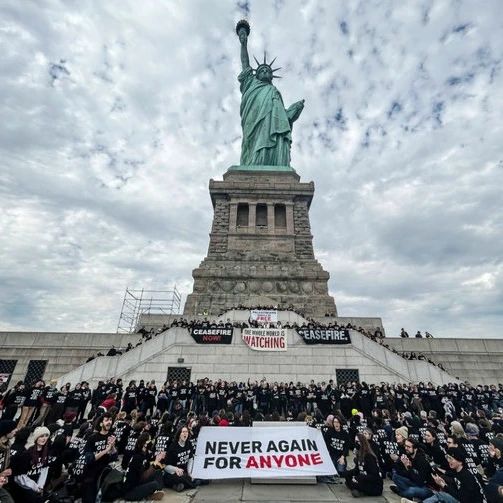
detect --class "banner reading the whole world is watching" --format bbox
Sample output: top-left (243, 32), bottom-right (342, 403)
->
top-left (191, 426), bottom-right (336, 479)
top-left (242, 327), bottom-right (287, 351)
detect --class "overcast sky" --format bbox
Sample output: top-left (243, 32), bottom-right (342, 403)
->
top-left (1, 0), bottom-right (502, 338)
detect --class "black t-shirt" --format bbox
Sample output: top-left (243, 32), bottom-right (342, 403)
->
top-left (43, 387), bottom-right (59, 404)
top-left (55, 392), bottom-right (67, 406)
top-left (14, 446), bottom-right (49, 482)
top-left (123, 387), bottom-right (137, 408)
top-left (325, 429), bottom-right (350, 459)
top-left (165, 441), bottom-right (192, 470)
top-left (65, 436), bottom-right (87, 478)
top-left (84, 431), bottom-right (113, 477)
top-left (124, 452), bottom-right (150, 491)
top-left (0, 447), bottom-right (8, 472)
top-left (66, 389), bottom-right (84, 408)
top-left (112, 421), bottom-right (130, 447)
top-left (444, 466), bottom-right (488, 503)
top-left (24, 386), bottom-right (43, 407)
top-left (178, 387), bottom-right (187, 400)
top-left (155, 434), bottom-right (171, 455)
top-left (123, 430), bottom-right (140, 456)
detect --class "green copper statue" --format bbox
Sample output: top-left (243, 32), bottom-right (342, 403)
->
top-left (236, 20), bottom-right (305, 167)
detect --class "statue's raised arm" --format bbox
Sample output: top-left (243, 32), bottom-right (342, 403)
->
top-left (236, 20), bottom-right (250, 70)
top-left (235, 20), bottom-right (304, 168)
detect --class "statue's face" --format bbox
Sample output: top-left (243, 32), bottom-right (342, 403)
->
top-left (256, 66), bottom-right (272, 83)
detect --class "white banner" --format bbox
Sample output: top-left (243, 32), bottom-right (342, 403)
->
top-left (250, 309), bottom-right (278, 323)
top-left (191, 426), bottom-right (336, 479)
top-left (242, 327), bottom-right (287, 351)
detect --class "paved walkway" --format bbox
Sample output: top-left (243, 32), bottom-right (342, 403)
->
top-left (120, 479), bottom-right (402, 503)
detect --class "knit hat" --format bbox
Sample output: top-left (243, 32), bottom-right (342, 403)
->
top-left (450, 421), bottom-right (465, 437)
top-left (446, 447), bottom-right (466, 463)
top-left (396, 426), bottom-right (409, 439)
top-left (0, 420), bottom-right (17, 438)
top-left (32, 426), bottom-right (50, 442)
top-left (465, 423), bottom-right (479, 437)
top-left (490, 437), bottom-right (503, 453)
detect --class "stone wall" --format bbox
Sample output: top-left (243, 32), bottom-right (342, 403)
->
top-left (2, 329), bottom-right (500, 387)
top-left (58, 327), bottom-right (445, 387)
top-left (207, 196), bottom-right (229, 255)
top-left (385, 337), bottom-right (503, 385)
top-left (0, 331), bottom-right (137, 385)
top-left (183, 169), bottom-right (337, 317)
top-left (293, 199), bottom-right (314, 259)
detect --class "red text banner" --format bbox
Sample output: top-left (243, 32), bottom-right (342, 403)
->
top-left (242, 327), bottom-right (287, 351)
top-left (191, 426), bottom-right (336, 479)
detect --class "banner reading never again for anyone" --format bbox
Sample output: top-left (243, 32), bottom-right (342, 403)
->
top-left (191, 426), bottom-right (336, 479)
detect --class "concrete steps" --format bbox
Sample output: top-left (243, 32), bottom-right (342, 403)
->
top-left (57, 324), bottom-right (458, 387)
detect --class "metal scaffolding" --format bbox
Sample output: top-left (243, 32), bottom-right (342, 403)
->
top-left (116, 286), bottom-right (182, 333)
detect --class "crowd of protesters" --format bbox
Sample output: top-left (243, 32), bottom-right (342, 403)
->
top-left (0, 376), bottom-right (502, 502)
top-left (88, 314), bottom-right (446, 375)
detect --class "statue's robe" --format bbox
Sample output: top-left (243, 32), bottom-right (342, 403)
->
top-left (238, 67), bottom-right (292, 166)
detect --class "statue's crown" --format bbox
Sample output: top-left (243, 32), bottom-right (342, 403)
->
top-left (253, 52), bottom-right (282, 79)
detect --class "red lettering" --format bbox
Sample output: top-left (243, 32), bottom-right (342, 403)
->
top-left (311, 452), bottom-right (322, 465)
top-left (297, 453), bottom-right (310, 466)
top-left (259, 455), bottom-right (271, 468)
top-left (271, 455), bottom-right (284, 467)
top-left (285, 454), bottom-right (296, 467)
top-left (246, 456), bottom-right (259, 468)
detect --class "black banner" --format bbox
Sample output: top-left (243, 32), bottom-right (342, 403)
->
top-left (296, 327), bottom-right (351, 345)
top-left (190, 326), bottom-right (233, 344)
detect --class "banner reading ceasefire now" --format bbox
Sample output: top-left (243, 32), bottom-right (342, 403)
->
top-left (191, 426), bottom-right (336, 479)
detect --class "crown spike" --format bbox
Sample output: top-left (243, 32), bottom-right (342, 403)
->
top-left (272, 75), bottom-right (282, 79)
top-left (263, 51), bottom-right (266, 64)
top-left (270, 57), bottom-right (277, 66)
top-left (272, 67), bottom-right (282, 72)
top-left (253, 55), bottom-right (260, 66)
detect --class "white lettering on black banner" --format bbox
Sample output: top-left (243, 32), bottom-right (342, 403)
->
top-left (190, 326), bottom-right (233, 344)
top-left (296, 327), bottom-right (351, 345)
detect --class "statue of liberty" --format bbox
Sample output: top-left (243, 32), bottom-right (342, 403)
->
top-left (236, 20), bottom-right (305, 167)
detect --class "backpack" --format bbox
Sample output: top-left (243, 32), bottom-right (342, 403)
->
top-left (95, 466), bottom-right (125, 502)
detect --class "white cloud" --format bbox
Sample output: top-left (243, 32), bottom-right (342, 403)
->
top-left (0, 0), bottom-right (502, 338)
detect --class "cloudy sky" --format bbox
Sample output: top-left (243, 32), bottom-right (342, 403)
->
top-left (1, 0), bottom-right (502, 338)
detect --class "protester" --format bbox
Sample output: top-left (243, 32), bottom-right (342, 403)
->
top-left (10, 426), bottom-right (51, 503)
top-left (324, 415), bottom-right (349, 476)
top-left (344, 432), bottom-right (383, 497)
top-left (81, 412), bottom-right (117, 503)
top-left (0, 420), bottom-right (17, 503)
top-left (416, 446), bottom-right (488, 503)
top-left (163, 426), bottom-right (195, 492)
top-left (390, 437), bottom-right (434, 500)
top-left (0, 372), bottom-right (502, 502)
top-left (122, 432), bottom-right (165, 500)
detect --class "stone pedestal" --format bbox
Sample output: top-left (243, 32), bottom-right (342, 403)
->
top-left (183, 168), bottom-right (337, 317)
